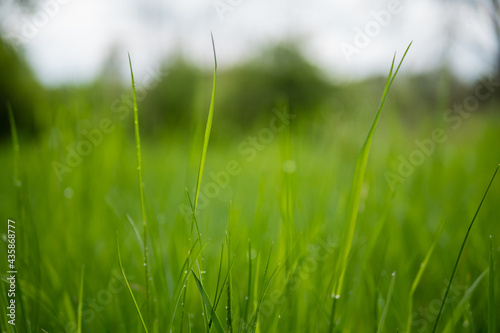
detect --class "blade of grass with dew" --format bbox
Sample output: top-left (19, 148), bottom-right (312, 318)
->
top-left (488, 235), bottom-right (495, 333)
top-left (246, 262), bottom-right (282, 333)
top-left (128, 53), bottom-right (150, 325)
top-left (77, 265), bottom-right (84, 333)
top-left (432, 164), bottom-right (499, 332)
top-left (442, 268), bottom-right (488, 333)
top-left (208, 244), bottom-right (225, 330)
top-left (254, 245), bottom-right (276, 333)
top-left (376, 271), bottom-right (396, 333)
top-left (168, 241), bottom-right (208, 331)
top-left (328, 42), bottom-right (412, 333)
top-left (192, 270), bottom-right (225, 333)
top-left (117, 233), bottom-right (149, 333)
top-left (179, 279), bottom-right (188, 333)
top-left (406, 218), bottom-right (446, 333)
top-left (247, 241), bottom-right (296, 333)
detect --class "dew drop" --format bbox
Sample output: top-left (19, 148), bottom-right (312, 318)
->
top-left (64, 187), bottom-right (74, 198)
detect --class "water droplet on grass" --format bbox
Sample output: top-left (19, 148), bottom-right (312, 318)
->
top-left (64, 187), bottom-right (74, 198)
top-left (282, 160), bottom-right (296, 174)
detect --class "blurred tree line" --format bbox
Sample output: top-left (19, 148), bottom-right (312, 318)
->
top-left (1, 35), bottom-right (499, 141)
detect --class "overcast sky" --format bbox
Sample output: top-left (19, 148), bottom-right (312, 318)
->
top-left (0, 0), bottom-right (498, 86)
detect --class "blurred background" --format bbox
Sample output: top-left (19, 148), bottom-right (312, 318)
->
top-left (1, 0), bottom-right (500, 138)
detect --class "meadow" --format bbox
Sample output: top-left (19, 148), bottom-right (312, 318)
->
top-left (1, 43), bottom-right (500, 333)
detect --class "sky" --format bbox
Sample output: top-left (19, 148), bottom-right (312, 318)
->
top-left (0, 0), bottom-right (498, 86)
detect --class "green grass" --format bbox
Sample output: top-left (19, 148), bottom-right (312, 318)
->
top-left (1, 41), bottom-right (500, 332)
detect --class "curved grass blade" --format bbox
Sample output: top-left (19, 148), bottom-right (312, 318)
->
top-left (77, 265), bottom-right (85, 333)
top-left (376, 271), bottom-right (396, 333)
top-left (192, 270), bottom-right (225, 333)
top-left (332, 42), bottom-right (412, 300)
top-left (193, 32), bottom-right (218, 216)
top-left (406, 218), bottom-right (446, 333)
top-left (488, 235), bottom-right (495, 333)
top-left (442, 269), bottom-right (488, 332)
top-left (328, 42), bottom-right (412, 333)
top-left (432, 164), bottom-right (499, 332)
top-left (117, 233), bottom-right (149, 333)
top-left (128, 53), bottom-right (150, 324)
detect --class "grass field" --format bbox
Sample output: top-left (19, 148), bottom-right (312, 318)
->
top-left (1, 48), bottom-right (500, 333)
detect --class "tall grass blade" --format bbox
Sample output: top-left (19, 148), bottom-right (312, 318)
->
top-left (188, 35), bottom-right (217, 328)
top-left (128, 53), bottom-right (150, 324)
top-left (77, 265), bottom-right (84, 333)
top-left (406, 218), bottom-right (446, 333)
top-left (193, 32), bottom-right (217, 215)
top-left (117, 233), bottom-right (149, 333)
top-left (488, 235), bottom-right (495, 333)
top-left (376, 271), bottom-right (396, 333)
top-left (332, 42), bottom-right (412, 299)
top-left (432, 164), bottom-right (499, 332)
top-left (192, 270), bottom-right (225, 333)
top-left (328, 43), bottom-right (412, 333)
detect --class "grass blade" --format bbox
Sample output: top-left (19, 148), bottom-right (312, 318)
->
top-left (432, 164), bottom-right (499, 332)
top-left (246, 263), bottom-right (282, 333)
top-left (208, 244), bottom-right (225, 329)
top-left (406, 218), bottom-right (446, 333)
top-left (376, 271), bottom-right (396, 333)
top-left (442, 269), bottom-right (489, 332)
top-left (488, 235), bottom-right (495, 333)
top-left (243, 240), bottom-right (253, 331)
top-left (193, 32), bottom-right (218, 215)
top-left (168, 241), bottom-right (208, 331)
top-left (226, 206), bottom-right (233, 333)
top-left (77, 265), bottom-right (85, 333)
top-left (117, 233), bottom-right (149, 333)
top-left (329, 42), bottom-right (412, 333)
top-left (332, 42), bottom-right (412, 300)
top-left (192, 270), bottom-right (225, 333)
top-left (128, 53), bottom-right (150, 324)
